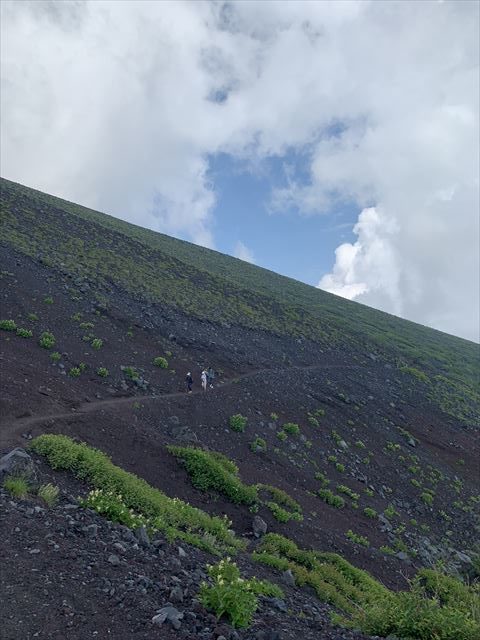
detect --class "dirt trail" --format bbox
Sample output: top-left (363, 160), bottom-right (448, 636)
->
top-left (0, 364), bottom-right (362, 449)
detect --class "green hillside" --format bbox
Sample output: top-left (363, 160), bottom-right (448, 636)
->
top-left (1, 177), bottom-right (478, 422)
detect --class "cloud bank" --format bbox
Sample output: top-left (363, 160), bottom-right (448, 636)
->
top-left (1, 1), bottom-right (478, 340)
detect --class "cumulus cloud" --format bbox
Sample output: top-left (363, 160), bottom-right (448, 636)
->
top-left (233, 241), bottom-right (255, 264)
top-left (1, 0), bottom-right (478, 339)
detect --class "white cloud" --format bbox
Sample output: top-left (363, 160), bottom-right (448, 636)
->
top-left (233, 241), bottom-right (255, 264)
top-left (1, 0), bottom-right (478, 339)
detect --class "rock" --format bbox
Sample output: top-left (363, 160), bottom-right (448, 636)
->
top-left (338, 440), bottom-right (348, 450)
top-left (396, 552), bottom-right (410, 562)
top-left (169, 586), bottom-right (184, 603)
top-left (252, 516), bottom-right (267, 538)
top-left (281, 569), bottom-right (295, 587)
top-left (136, 526), bottom-right (150, 547)
top-left (171, 426), bottom-right (198, 443)
top-left (107, 554), bottom-right (120, 566)
top-left (268, 597), bottom-right (287, 612)
top-left (152, 606), bottom-right (183, 630)
top-left (407, 438), bottom-right (416, 447)
top-left (0, 448), bottom-right (37, 481)
top-left (177, 546), bottom-right (187, 558)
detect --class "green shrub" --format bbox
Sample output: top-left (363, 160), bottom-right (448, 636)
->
top-left (258, 484), bottom-right (303, 522)
top-left (153, 356), bottom-right (168, 368)
top-left (346, 529), bottom-right (370, 547)
top-left (81, 489), bottom-right (148, 529)
top-left (91, 338), bottom-right (103, 350)
top-left (3, 475), bottom-right (29, 498)
top-left (38, 483), bottom-right (59, 506)
top-left (0, 319), bottom-right (17, 331)
top-left (50, 351), bottom-right (61, 362)
top-left (199, 559), bottom-right (281, 628)
top-left (229, 414), bottom-right (247, 432)
top-left (79, 321), bottom-right (94, 329)
top-left (336, 485), bottom-right (360, 501)
top-left (167, 446), bottom-right (257, 505)
top-left (335, 463), bottom-right (346, 473)
top-left (276, 430), bottom-right (287, 441)
top-left (97, 367), bottom-right (109, 377)
top-left (384, 504), bottom-right (399, 519)
top-left (399, 365), bottom-right (430, 384)
top-left (270, 412), bottom-right (279, 421)
top-left (283, 422), bottom-right (300, 436)
top-left (318, 489), bottom-right (345, 508)
top-left (349, 569), bottom-right (480, 640)
top-left (123, 366), bottom-right (138, 380)
top-left (16, 327), bottom-right (33, 338)
top-left (314, 471), bottom-right (330, 487)
top-left (421, 492), bottom-right (434, 506)
top-left (27, 313), bottom-right (38, 321)
top-left (43, 296), bottom-right (53, 304)
top-left (250, 437), bottom-right (267, 453)
top-left (363, 507), bottom-right (377, 519)
top-left (355, 440), bottom-right (366, 448)
top-left (69, 367), bottom-right (81, 377)
top-left (39, 331), bottom-right (55, 349)
top-left (31, 434), bottom-right (242, 556)
top-left (307, 408), bottom-right (325, 427)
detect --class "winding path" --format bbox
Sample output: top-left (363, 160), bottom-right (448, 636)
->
top-left (0, 364), bottom-right (362, 448)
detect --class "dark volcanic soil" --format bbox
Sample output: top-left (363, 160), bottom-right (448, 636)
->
top-left (1, 243), bottom-right (479, 638)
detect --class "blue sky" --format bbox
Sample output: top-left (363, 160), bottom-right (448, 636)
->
top-left (208, 151), bottom-right (357, 286)
top-left (1, 1), bottom-right (478, 340)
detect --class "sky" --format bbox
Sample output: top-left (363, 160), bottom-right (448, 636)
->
top-left (1, 0), bottom-right (479, 342)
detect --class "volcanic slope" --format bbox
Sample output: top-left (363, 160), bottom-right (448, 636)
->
top-left (1, 177), bottom-right (479, 639)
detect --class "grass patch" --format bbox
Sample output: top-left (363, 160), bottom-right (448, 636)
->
top-left (318, 489), bottom-right (345, 508)
top-left (229, 414), bottom-right (247, 432)
top-left (3, 475), bottom-right (30, 498)
top-left (258, 484), bottom-right (303, 523)
top-left (167, 445), bottom-right (257, 506)
top-left (38, 483), bottom-right (59, 506)
top-left (31, 434), bottom-right (243, 555)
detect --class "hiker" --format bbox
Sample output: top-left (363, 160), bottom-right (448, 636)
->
top-left (206, 366), bottom-right (215, 388)
top-left (185, 372), bottom-right (193, 393)
top-left (201, 370), bottom-right (207, 392)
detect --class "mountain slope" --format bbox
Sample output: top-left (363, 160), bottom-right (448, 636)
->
top-left (1, 177), bottom-right (479, 639)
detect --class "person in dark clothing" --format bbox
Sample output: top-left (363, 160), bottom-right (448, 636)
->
top-left (185, 372), bottom-right (193, 393)
top-left (206, 367), bottom-right (215, 388)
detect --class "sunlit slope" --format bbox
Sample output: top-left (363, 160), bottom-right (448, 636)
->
top-left (1, 176), bottom-right (478, 422)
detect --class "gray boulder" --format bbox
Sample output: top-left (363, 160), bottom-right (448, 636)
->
top-left (152, 606), bottom-right (184, 629)
top-left (252, 516), bottom-right (267, 538)
top-left (0, 448), bottom-right (37, 481)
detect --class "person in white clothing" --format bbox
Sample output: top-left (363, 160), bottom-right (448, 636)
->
top-left (201, 370), bottom-right (207, 392)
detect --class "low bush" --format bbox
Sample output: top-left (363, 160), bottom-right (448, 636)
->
top-left (283, 422), bottom-right (300, 436)
top-left (0, 319), bottom-right (17, 331)
top-left (167, 446), bottom-right (257, 506)
top-left (336, 485), bottom-right (360, 501)
top-left (349, 569), bottom-right (480, 640)
top-left (3, 475), bottom-right (29, 498)
top-left (250, 437), bottom-right (267, 453)
top-left (91, 338), bottom-right (103, 350)
top-left (16, 327), bottom-right (33, 338)
top-left (258, 484), bottom-right (303, 522)
top-left (38, 483), bottom-right (59, 506)
top-left (229, 414), bottom-right (247, 432)
top-left (276, 430), bottom-right (287, 441)
top-left (43, 296), bottom-right (53, 304)
top-left (346, 529), bottom-right (370, 547)
top-left (31, 434), bottom-right (242, 556)
top-left (153, 356), bottom-right (168, 368)
top-left (421, 491), bottom-right (434, 506)
top-left (39, 332), bottom-right (55, 349)
top-left (363, 507), bottom-right (377, 519)
top-left (97, 367), bottom-right (109, 378)
top-left (318, 489), bottom-right (345, 508)
top-left (123, 366), bottom-right (138, 380)
top-left (69, 367), bottom-right (81, 377)
top-left (50, 351), bottom-right (61, 362)
top-left (399, 365), bottom-right (430, 384)
top-left (199, 558), bottom-right (283, 628)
